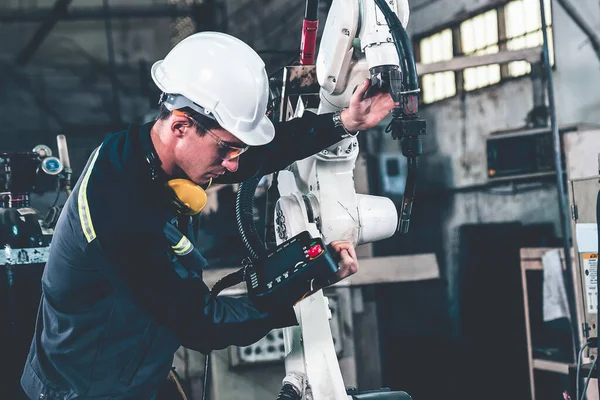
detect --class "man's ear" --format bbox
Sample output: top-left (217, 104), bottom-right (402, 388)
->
top-left (170, 114), bottom-right (191, 138)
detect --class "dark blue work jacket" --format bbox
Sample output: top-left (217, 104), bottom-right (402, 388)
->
top-left (21, 112), bottom-right (346, 399)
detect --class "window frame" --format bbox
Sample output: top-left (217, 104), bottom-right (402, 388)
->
top-left (413, 0), bottom-right (554, 105)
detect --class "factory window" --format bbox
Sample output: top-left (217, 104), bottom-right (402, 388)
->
top-left (504, 0), bottom-right (553, 77)
top-left (460, 9), bottom-right (501, 91)
top-left (417, 0), bottom-right (554, 103)
top-left (419, 29), bottom-right (456, 104)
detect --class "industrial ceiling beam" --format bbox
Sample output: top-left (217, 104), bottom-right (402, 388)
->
top-left (15, 0), bottom-right (73, 66)
top-left (0, 4), bottom-right (207, 22)
top-left (555, 0), bottom-right (600, 65)
top-left (416, 47), bottom-right (543, 75)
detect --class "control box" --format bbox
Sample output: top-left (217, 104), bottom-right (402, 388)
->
top-left (246, 231), bottom-right (339, 313)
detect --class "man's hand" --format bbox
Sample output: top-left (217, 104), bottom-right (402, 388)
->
top-left (298, 241), bottom-right (359, 302)
top-left (340, 78), bottom-right (398, 132)
top-left (328, 240), bottom-right (359, 283)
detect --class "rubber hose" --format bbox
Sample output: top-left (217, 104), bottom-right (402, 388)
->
top-left (235, 175), bottom-right (267, 261)
top-left (373, 0), bottom-right (419, 91)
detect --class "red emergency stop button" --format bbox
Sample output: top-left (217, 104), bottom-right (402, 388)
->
top-left (307, 244), bottom-right (323, 258)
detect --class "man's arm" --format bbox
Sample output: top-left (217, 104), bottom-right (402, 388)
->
top-left (85, 159), bottom-right (296, 353)
top-left (218, 78), bottom-right (398, 183)
top-left (95, 221), bottom-right (297, 354)
top-left (218, 111), bottom-right (345, 183)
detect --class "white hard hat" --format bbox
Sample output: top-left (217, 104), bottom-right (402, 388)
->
top-left (151, 32), bottom-right (275, 146)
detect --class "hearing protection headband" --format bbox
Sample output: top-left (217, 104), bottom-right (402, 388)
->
top-left (160, 93), bottom-right (216, 121)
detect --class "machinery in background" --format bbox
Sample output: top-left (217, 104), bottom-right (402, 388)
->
top-left (0, 135), bottom-right (72, 399)
top-left (486, 124), bottom-right (597, 182)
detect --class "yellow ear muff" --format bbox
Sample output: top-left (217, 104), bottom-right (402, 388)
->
top-left (166, 178), bottom-right (208, 216)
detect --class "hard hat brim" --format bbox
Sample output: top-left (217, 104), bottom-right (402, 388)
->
top-left (238, 115), bottom-right (275, 146)
top-left (151, 60), bottom-right (169, 93)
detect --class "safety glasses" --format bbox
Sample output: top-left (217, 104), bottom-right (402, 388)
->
top-left (203, 128), bottom-right (249, 161)
top-left (173, 110), bottom-right (250, 161)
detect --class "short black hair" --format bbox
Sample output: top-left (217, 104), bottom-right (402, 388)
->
top-left (158, 103), bottom-right (222, 136)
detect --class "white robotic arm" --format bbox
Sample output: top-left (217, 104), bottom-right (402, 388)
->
top-left (272, 1), bottom-right (418, 400)
top-left (317, 0), bottom-right (409, 112)
top-left (275, 0), bottom-right (411, 248)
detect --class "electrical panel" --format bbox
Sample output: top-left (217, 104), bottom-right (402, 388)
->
top-left (487, 127), bottom-right (560, 181)
top-left (569, 176), bottom-right (599, 355)
top-left (563, 127), bottom-right (600, 358)
top-left (485, 124), bottom-right (597, 181)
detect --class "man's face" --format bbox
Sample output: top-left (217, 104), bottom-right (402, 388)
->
top-left (174, 122), bottom-right (246, 185)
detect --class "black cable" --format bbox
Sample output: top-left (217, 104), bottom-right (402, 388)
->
top-left (373, 0), bottom-right (418, 91)
top-left (208, 266), bottom-right (246, 301)
top-left (539, 0), bottom-right (581, 358)
top-left (396, 156), bottom-right (417, 233)
top-left (264, 172), bottom-right (280, 249)
top-left (202, 353), bottom-right (210, 400)
top-left (44, 183), bottom-right (64, 229)
top-left (43, 206), bottom-right (61, 229)
top-left (51, 181), bottom-right (61, 208)
top-left (581, 356), bottom-right (598, 400)
top-left (236, 174), bottom-right (268, 261)
top-left (577, 342), bottom-right (590, 400)
top-left (304, 0), bottom-right (318, 20)
top-left (373, 0), bottom-right (407, 84)
top-left (373, 0), bottom-right (422, 235)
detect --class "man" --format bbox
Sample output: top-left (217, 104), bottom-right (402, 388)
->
top-left (21, 32), bottom-right (397, 399)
